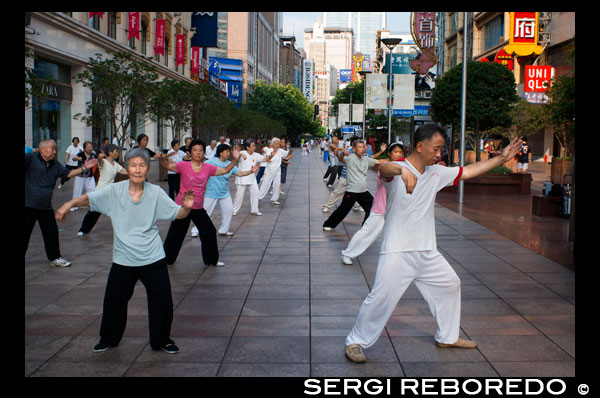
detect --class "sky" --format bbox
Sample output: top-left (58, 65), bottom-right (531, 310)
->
top-left (281, 12), bottom-right (412, 49)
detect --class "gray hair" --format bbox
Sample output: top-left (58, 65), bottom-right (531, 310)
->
top-left (270, 137), bottom-right (281, 145)
top-left (38, 139), bottom-right (57, 148)
top-left (124, 147), bottom-right (150, 168)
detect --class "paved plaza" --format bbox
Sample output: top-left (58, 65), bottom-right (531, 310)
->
top-left (25, 148), bottom-right (575, 378)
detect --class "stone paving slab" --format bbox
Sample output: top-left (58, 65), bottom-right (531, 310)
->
top-left (24, 148), bottom-right (576, 378)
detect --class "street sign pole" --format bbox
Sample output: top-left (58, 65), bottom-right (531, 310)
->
top-left (458, 12), bottom-right (468, 204)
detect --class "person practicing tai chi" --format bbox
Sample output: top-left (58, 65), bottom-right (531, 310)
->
top-left (344, 124), bottom-right (522, 363)
top-left (190, 143), bottom-right (258, 237)
top-left (258, 137), bottom-right (290, 206)
top-left (340, 141), bottom-right (404, 265)
top-left (55, 147), bottom-right (196, 354)
top-left (233, 139), bottom-right (266, 216)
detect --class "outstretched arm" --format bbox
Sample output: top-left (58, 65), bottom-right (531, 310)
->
top-left (55, 194), bottom-right (90, 222)
top-left (379, 162), bottom-right (419, 194)
top-left (157, 152), bottom-right (177, 173)
top-left (461, 137), bottom-right (522, 180)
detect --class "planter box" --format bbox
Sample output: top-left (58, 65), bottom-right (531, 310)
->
top-left (442, 172), bottom-right (532, 195)
top-left (551, 159), bottom-right (573, 184)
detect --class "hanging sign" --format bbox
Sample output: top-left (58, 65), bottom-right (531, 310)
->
top-left (495, 48), bottom-right (514, 70)
top-left (191, 47), bottom-right (200, 76)
top-left (409, 12), bottom-right (437, 75)
top-left (176, 34), bottom-right (186, 66)
top-left (504, 12), bottom-right (543, 56)
top-left (155, 19), bottom-right (166, 56)
top-left (128, 12), bottom-right (140, 40)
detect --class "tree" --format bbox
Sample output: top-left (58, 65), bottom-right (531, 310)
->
top-left (544, 42), bottom-right (575, 158)
top-left (148, 79), bottom-right (196, 143)
top-left (430, 61), bottom-right (518, 160)
top-left (190, 82), bottom-right (236, 142)
top-left (246, 81), bottom-right (321, 139)
top-left (73, 51), bottom-right (159, 162)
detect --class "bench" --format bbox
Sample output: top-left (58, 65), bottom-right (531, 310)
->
top-left (532, 195), bottom-right (561, 217)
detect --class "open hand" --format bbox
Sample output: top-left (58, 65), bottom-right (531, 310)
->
top-left (251, 164), bottom-right (259, 173)
top-left (84, 158), bottom-right (98, 169)
top-left (500, 137), bottom-right (523, 163)
top-left (180, 190), bottom-right (196, 209)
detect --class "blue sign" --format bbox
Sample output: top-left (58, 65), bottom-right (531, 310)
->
top-left (340, 69), bottom-right (352, 82)
top-left (191, 12), bottom-right (218, 48)
top-left (341, 125), bottom-right (356, 133)
top-left (209, 57), bottom-right (244, 106)
top-left (392, 105), bottom-right (430, 117)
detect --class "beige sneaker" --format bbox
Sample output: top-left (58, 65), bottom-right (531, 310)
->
top-left (435, 338), bottom-right (477, 349)
top-left (345, 344), bottom-right (366, 363)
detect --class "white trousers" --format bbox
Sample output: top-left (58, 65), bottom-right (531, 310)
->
top-left (192, 196), bottom-right (234, 235)
top-left (346, 250), bottom-right (461, 348)
top-left (258, 168), bottom-right (281, 202)
top-left (72, 176), bottom-right (96, 199)
top-left (341, 212), bottom-right (384, 258)
top-left (233, 182), bottom-right (260, 214)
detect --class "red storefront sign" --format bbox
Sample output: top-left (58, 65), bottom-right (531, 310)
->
top-left (128, 12), bottom-right (140, 40)
top-left (495, 48), bottom-right (514, 70)
top-left (409, 12), bottom-right (437, 75)
top-left (155, 19), bottom-right (165, 56)
top-left (524, 65), bottom-right (553, 92)
top-left (176, 34), bottom-right (185, 66)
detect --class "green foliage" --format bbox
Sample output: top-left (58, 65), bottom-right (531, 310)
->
top-left (246, 81), bottom-right (321, 139)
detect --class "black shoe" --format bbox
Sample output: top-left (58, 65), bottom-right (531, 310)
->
top-left (161, 343), bottom-right (180, 354)
top-left (93, 342), bottom-right (113, 352)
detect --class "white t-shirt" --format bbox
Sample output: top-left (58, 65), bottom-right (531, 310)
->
top-left (96, 159), bottom-right (124, 191)
top-left (65, 144), bottom-right (81, 167)
top-left (205, 145), bottom-right (217, 159)
top-left (263, 148), bottom-right (289, 173)
top-left (166, 149), bottom-right (186, 175)
top-left (380, 160), bottom-right (463, 253)
top-left (236, 150), bottom-right (264, 185)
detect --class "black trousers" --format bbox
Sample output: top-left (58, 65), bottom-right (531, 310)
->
top-left (98, 259), bottom-right (174, 350)
top-left (79, 210), bottom-right (102, 234)
top-left (163, 208), bottom-right (219, 265)
top-left (167, 174), bottom-right (180, 200)
top-left (323, 191), bottom-right (373, 229)
top-left (24, 206), bottom-right (61, 261)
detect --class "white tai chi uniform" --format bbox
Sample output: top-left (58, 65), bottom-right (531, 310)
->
top-left (346, 160), bottom-right (464, 348)
top-left (233, 150), bottom-right (263, 214)
top-left (341, 171), bottom-right (387, 258)
top-left (258, 147), bottom-right (289, 203)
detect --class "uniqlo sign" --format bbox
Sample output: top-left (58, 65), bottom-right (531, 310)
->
top-left (524, 66), bottom-right (553, 92)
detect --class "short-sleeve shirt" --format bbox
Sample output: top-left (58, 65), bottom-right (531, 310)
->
top-left (96, 159), bottom-right (124, 190)
top-left (175, 161), bottom-right (217, 209)
top-left (25, 152), bottom-right (71, 209)
top-left (166, 149), bottom-right (186, 175)
top-left (263, 148), bottom-right (289, 173)
top-left (344, 154), bottom-right (378, 193)
top-left (88, 181), bottom-right (181, 266)
top-left (236, 150), bottom-right (263, 185)
top-left (381, 160), bottom-right (463, 253)
top-left (205, 158), bottom-right (239, 199)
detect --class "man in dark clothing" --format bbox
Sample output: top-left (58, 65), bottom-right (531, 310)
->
top-left (516, 137), bottom-right (531, 173)
top-left (25, 139), bottom-right (98, 267)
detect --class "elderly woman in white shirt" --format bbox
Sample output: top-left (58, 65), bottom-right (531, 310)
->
top-left (258, 137), bottom-right (289, 206)
top-left (232, 139), bottom-right (267, 216)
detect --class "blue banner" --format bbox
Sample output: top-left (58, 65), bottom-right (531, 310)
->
top-left (191, 12), bottom-right (218, 48)
top-left (340, 69), bottom-right (352, 82)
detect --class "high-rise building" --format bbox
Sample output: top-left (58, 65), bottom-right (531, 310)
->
top-left (322, 12), bottom-right (386, 60)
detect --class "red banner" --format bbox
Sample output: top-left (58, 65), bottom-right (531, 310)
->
top-left (128, 12), bottom-right (140, 40)
top-left (191, 47), bottom-right (200, 76)
top-left (176, 34), bottom-right (185, 66)
top-left (155, 19), bottom-right (165, 56)
top-left (89, 12), bottom-right (104, 19)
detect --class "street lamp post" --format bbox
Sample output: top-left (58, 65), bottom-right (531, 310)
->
top-left (358, 70), bottom-right (371, 142)
top-left (347, 86), bottom-right (354, 138)
top-left (381, 38), bottom-right (402, 144)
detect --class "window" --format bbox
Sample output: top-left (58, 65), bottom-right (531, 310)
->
top-left (164, 38), bottom-right (170, 67)
top-left (483, 15), bottom-right (504, 51)
top-left (141, 22), bottom-right (147, 55)
top-left (89, 14), bottom-right (100, 30)
top-left (108, 12), bottom-right (117, 39)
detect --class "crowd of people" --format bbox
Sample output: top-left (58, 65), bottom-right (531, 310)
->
top-left (25, 126), bottom-right (522, 361)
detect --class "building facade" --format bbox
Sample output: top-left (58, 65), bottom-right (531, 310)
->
top-left (25, 12), bottom-right (201, 157)
top-left (437, 12), bottom-right (575, 160)
top-left (322, 12), bottom-right (386, 61)
top-left (226, 12), bottom-right (281, 103)
top-left (279, 36), bottom-right (304, 90)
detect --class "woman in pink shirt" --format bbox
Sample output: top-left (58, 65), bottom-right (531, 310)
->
top-left (341, 142), bottom-right (404, 265)
top-left (159, 139), bottom-right (239, 267)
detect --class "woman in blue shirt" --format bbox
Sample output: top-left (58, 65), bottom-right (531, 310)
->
top-left (191, 143), bottom-right (257, 237)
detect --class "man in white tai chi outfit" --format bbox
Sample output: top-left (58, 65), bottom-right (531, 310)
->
top-left (258, 137), bottom-right (290, 206)
top-left (344, 124), bottom-right (522, 363)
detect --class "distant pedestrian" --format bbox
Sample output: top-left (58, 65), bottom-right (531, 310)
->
top-left (70, 141), bottom-right (97, 212)
top-left (516, 137), bottom-right (531, 173)
top-left (60, 136), bottom-right (82, 188)
top-left (55, 147), bottom-right (196, 355)
top-left (25, 139), bottom-right (97, 267)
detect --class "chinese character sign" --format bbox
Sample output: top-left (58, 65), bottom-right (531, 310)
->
top-left (409, 12), bottom-right (437, 76)
top-left (155, 19), bottom-right (165, 56)
top-left (176, 34), bottom-right (185, 66)
top-left (128, 12), bottom-right (140, 40)
top-left (504, 12), bottom-right (543, 56)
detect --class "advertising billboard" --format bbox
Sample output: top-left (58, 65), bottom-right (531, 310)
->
top-left (340, 69), bottom-right (352, 82)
